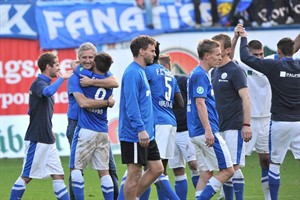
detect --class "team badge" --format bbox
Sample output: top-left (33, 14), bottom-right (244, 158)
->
top-left (221, 72), bottom-right (228, 79)
top-left (197, 86), bottom-right (204, 94)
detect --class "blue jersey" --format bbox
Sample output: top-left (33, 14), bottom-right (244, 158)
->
top-left (145, 63), bottom-right (180, 126)
top-left (67, 66), bottom-right (112, 121)
top-left (67, 66), bottom-right (93, 121)
top-left (119, 62), bottom-right (154, 142)
top-left (187, 66), bottom-right (219, 137)
top-left (68, 66), bottom-right (113, 132)
top-left (24, 74), bottom-right (55, 144)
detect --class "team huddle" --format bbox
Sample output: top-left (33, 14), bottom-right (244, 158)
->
top-left (9, 24), bottom-right (300, 200)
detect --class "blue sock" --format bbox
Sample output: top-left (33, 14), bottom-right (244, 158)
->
top-left (69, 175), bottom-right (75, 200)
top-left (174, 175), bottom-right (188, 200)
top-left (261, 168), bottom-right (269, 185)
top-left (195, 190), bottom-right (202, 200)
top-left (232, 169), bottom-right (244, 200)
top-left (155, 183), bottom-right (168, 200)
top-left (117, 172), bottom-right (127, 200)
top-left (261, 168), bottom-right (271, 200)
top-left (269, 164), bottom-right (280, 200)
top-left (71, 170), bottom-right (84, 200)
top-left (191, 175), bottom-right (200, 189)
top-left (53, 180), bottom-right (70, 200)
top-left (101, 175), bottom-right (114, 200)
top-left (198, 185), bottom-right (215, 200)
top-left (10, 177), bottom-right (26, 200)
top-left (198, 177), bottom-right (221, 200)
top-left (155, 174), bottom-right (180, 200)
top-left (223, 178), bottom-right (234, 200)
top-left (140, 186), bottom-right (151, 200)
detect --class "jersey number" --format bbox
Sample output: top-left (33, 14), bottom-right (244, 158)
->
top-left (94, 88), bottom-right (106, 100)
top-left (164, 76), bottom-right (172, 101)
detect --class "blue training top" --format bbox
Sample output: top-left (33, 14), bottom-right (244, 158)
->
top-left (25, 74), bottom-right (64, 144)
top-left (187, 66), bottom-right (219, 137)
top-left (240, 37), bottom-right (300, 121)
top-left (66, 67), bottom-right (92, 121)
top-left (145, 63), bottom-right (180, 126)
top-left (68, 66), bottom-right (113, 132)
top-left (118, 62), bottom-right (154, 142)
top-left (66, 65), bottom-right (112, 121)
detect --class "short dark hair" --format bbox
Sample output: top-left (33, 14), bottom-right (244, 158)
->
top-left (277, 37), bottom-right (294, 56)
top-left (130, 35), bottom-right (156, 57)
top-left (197, 39), bottom-right (220, 60)
top-left (153, 41), bottom-right (160, 64)
top-left (37, 52), bottom-right (57, 72)
top-left (248, 40), bottom-right (263, 50)
top-left (94, 52), bottom-right (113, 73)
top-left (212, 34), bottom-right (231, 49)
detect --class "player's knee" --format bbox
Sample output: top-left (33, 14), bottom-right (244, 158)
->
top-left (220, 167), bottom-right (234, 180)
top-left (154, 164), bottom-right (164, 177)
top-left (173, 167), bottom-right (185, 176)
top-left (51, 174), bottom-right (65, 180)
top-left (188, 160), bottom-right (198, 171)
top-left (21, 176), bottom-right (31, 184)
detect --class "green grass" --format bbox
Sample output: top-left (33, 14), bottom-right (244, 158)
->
top-left (1, 151), bottom-right (299, 199)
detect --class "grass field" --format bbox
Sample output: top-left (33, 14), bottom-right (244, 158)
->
top-left (1, 151), bottom-right (299, 199)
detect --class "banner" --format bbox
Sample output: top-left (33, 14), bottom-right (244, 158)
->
top-left (1, 0), bottom-right (252, 49)
top-left (0, 39), bottom-right (76, 115)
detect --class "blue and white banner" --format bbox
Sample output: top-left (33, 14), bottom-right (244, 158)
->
top-left (0, 2), bottom-right (37, 39)
top-left (35, 1), bottom-right (188, 49)
top-left (1, 0), bottom-right (253, 49)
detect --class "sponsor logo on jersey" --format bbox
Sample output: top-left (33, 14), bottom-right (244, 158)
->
top-left (280, 71), bottom-right (300, 78)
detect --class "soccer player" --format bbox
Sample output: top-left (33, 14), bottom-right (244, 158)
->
top-left (66, 42), bottom-right (119, 200)
top-left (9, 52), bottom-right (72, 200)
top-left (187, 39), bottom-right (234, 199)
top-left (68, 50), bottom-right (116, 200)
top-left (159, 53), bottom-right (199, 200)
top-left (145, 42), bottom-right (183, 200)
top-left (231, 28), bottom-right (272, 199)
top-left (118, 35), bottom-right (164, 200)
top-left (262, 33), bottom-right (300, 162)
top-left (211, 33), bottom-right (252, 200)
top-left (238, 25), bottom-right (300, 200)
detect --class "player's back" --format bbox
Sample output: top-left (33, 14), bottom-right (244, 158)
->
top-left (145, 63), bottom-right (179, 125)
top-left (79, 73), bottom-right (113, 132)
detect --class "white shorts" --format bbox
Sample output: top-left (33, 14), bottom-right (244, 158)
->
top-left (155, 124), bottom-right (177, 159)
top-left (270, 121), bottom-right (300, 164)
top-left (290, 133), bottom-right (300, 160)
top-left (220, 130), bottom-right (245, 166)
top-left (21, 141), bottom-right (64, 179)
top-left (70, 128), bottom-right (109, 170)
top-left (245, 117), bottom-right (270, 156)
top-left (168, 130), bottom-right (196, 169)
top-left (190, 133), bottom-right (232, 171)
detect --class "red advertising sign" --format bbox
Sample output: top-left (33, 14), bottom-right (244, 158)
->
top-left (0, 39), bottom-right (76, 115)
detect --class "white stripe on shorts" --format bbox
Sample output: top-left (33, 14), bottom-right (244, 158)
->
top-left (134, 142), bottom-right (138, 163)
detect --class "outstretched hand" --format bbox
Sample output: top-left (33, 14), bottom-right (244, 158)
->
top-left (235, 24), bottom-right (247, 37)
top-left (70, 60), bottom-right (80, 71)
top-left (59, 70), bottom-right (73, 79)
